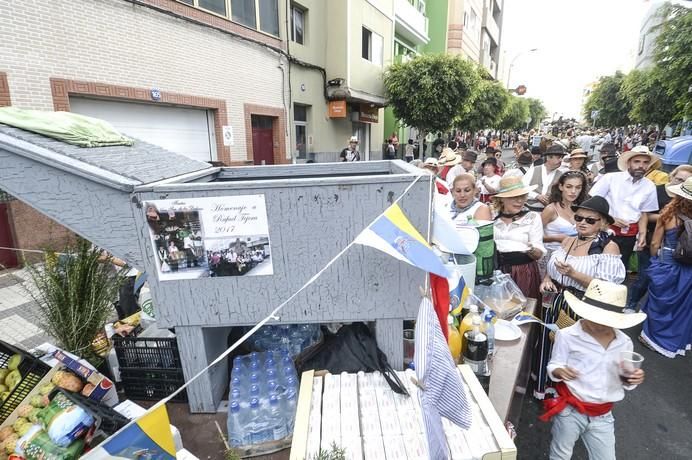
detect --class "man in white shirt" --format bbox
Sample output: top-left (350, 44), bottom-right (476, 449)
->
top-left (522, 143), bottom-right (566, 211)
top-left (446, 150), bottom-right (478, 187)
top-left (589, 145), bottom-right (659, 268)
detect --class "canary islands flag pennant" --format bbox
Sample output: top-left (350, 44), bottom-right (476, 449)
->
top-left (449, 274), bottom-right (471, 316)
top-left (355, 204), bottom-right (449, 278)
top-left (82, 404), bottom-right (176, 459)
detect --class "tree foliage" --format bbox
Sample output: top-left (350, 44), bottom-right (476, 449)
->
top-left (383, 54), bottom-right (480, 134)
top-left (526, 98), bottom-right (547, 129)
top-left (583, 71), bottom-right (631, 127)
top-left (457, 79), bottom-right (510, 132)
top-left (620, 68), bottom-right (677, 128)
top-left (653, 3), bottom-right (692, 120)
top-left (499, 95), bottom-right (530, 130)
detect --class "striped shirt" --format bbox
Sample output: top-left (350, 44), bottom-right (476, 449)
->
top-left (547, 246), bottom-right (626, 290)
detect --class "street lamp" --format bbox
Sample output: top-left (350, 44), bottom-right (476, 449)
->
top-left (506, 48), bottom-right (538, 89)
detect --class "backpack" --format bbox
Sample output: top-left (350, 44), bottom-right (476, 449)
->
top-left (673, 215), bottom-right (692, 265)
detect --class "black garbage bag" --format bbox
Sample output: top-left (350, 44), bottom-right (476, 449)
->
top-left (296, 322), bottom-right (409, 395)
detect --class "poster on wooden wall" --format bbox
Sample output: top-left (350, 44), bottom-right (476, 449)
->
top-left (144, 195), bottom-right (273, 281)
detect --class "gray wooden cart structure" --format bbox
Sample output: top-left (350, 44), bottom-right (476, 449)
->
top-left (0, 125), bottom-right (434, 412)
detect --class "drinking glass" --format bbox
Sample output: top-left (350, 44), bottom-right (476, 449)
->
top-left (403, 329), bottom-right (415, 367)
top-left (619, 351), bottom-right (644, 383)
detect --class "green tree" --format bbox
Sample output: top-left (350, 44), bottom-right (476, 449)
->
top-left (456, 79), bottom-right (510, 132)
top-left (620, 68), bottom-right (677, 127)
top-left (583, 71), bottom-right (631, 127)
top-left (383, 54), bottom-right (481, 135)
top-left (499, 95), bottom-right (530, 130)
top-left (526, 98), bottom-right (547, 129)
top-left (653, 3), bottom-right (692, 120)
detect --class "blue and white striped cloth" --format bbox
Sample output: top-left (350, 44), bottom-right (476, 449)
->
top-left (415, 297), bottom-right (473, 459)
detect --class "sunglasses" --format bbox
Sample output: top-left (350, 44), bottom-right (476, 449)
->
top-left (574, 215), bottom-right (601, 224)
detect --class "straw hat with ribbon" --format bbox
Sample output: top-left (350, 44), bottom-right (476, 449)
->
top-left (564, 279), bottom-right (646, 329)
top-left (493, 176), bottom-right (537, 198)
top-left (566, 148), bottom-right (588, 160)
top-left (617, 145), bottom-right (660, 171)
top-left (438, 147), bottom-right (462, 167)
top-left (666, 176), bottom-right (692, 200)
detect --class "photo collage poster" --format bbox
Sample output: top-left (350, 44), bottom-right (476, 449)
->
top-left (144, 195), bottom-right (273, 281)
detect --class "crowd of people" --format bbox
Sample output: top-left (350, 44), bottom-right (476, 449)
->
top-left (207, 239), bottom-right (269, 277)
top-left (412, 126), bottom-right (689, 458)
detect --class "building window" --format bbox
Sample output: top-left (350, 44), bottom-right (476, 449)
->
top-left (199, 0), bottom-right (226, 16)
top-left (291, 4), bottom-right (305, 44)
top-left (294, 104), bottom-right (308, 159)
top-left (362, 27), bottom-right (383, 65)
top-left (183, 0), bottom-right (280, 36)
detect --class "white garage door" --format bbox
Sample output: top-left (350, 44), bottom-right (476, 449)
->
top-left (69, 97), bottom-right (216, 162)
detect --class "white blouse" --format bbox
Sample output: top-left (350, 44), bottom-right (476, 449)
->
top-left (547, 245), bottom-right (626, 290)
top-left (493, 211), bottom-right (547, 255)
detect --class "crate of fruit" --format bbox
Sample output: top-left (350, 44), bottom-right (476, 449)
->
top-left (0, 340), bottom-right (51, 424)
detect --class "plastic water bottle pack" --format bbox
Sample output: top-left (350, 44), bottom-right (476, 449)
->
top-left (249, 323), bottom-right (322, 358)
top-left (227, 350), bottom-right (300, 446)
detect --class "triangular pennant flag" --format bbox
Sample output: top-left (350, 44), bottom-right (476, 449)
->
top-left (355, 203), bottom-right (449, 278)
top-left (82, 404), bottom-right (176, 459)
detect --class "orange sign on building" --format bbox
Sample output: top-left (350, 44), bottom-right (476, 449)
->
top-left (328, 100), bottom-right (347, 118)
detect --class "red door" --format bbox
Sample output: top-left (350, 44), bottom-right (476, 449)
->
top-left (251, 115), bottom-right (275, 165)
top-left (0, 202), bottom-right (18, 269)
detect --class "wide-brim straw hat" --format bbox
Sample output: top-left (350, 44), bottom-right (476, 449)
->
top-left (567, 148), bottom-right (588, 160)
top-left (618, 145), bottom-right (660, 171)
top-left (571, 196), bottom-right (615, 224)
top-left (423, 157), bottom-right (439, 168)
top-left (494, 176), bottom-right (537, 198)
top-left (564, 280), bottom-right (646, 329)
top-left (666, 176), bottom-right (692, 200)
top-left (348, 136), bottom-right (359, 144)
top-left (438, 147), bottom-right (462, 166)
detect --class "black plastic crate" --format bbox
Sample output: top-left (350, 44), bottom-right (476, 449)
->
top-left (118, 368), bottom-right (187, 402)
top-left (0, 340), bottom-right (51, 424)
top-left (112, 336), bottom-right (182, 369)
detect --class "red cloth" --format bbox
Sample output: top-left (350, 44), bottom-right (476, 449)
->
top-left (610, 223), bottom-right (638, 237)
top-left (439, 165), bottom-right (452, 181)
top-left (540, 382), bottom-right (614, 422)
top-left (435, 179), bottom-right (449, 195)
top-left (429, 273), bottom-right (450, 341)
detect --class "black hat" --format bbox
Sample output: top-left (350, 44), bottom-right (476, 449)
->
top-left (571, 196), bottom-right (614, 224)
top-left (600, 142), bottom-right (617, 158)
top-left (461, 150), bottom-right (478, 162)
top-left (481, 157), bottom-right (498, 167)
top-left (531, 146), bottom-right (542, 155)
top-left (544, 144), bottom-right (567, 157)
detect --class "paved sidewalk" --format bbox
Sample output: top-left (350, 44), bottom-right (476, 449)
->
top-left (0, 268), bottom-right (53, 349)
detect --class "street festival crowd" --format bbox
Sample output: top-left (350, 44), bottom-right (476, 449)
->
top-left (372, 127), bottom-right (691, 459)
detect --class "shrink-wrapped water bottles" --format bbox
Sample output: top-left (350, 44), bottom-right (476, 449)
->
top-left (227, 350), bottom-right (301, 445)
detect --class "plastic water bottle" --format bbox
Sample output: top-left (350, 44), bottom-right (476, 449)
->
top-left (268, 394), bottom-right (288, 441)
top-left (284, 392), bottom-right (297, 434)
top-left (248, 398), bottom-right (271, 444)
top-left (249, 372), bottom-right (260, 385)
top-left (283, 365), bottom-right (297, 382)
top-left (230, 376), bottom-right (243, 396)
top-left (484, 310), bottom-right (496, 356)
top-left (284, 376), bottom-right (298, 400)
top-left (227, 400), bottom-right (245, 447)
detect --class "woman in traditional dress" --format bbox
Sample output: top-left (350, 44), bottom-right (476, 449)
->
top-left (639, 177), bottom-right (692, 357)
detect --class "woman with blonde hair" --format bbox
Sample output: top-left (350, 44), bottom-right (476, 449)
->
top-left (639, 176), bottom-right (692, 357)
top-left (449, 173), bottom-right (492, 224)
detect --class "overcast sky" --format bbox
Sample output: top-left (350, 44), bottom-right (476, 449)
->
top-left (501, 0), bottom-right (654, 119)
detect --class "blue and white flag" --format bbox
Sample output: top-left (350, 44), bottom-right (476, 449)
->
top-left (415, 297), bottom-right (472, 459)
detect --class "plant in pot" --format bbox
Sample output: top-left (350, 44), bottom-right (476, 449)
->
top-left (27, 238), bottom-right (127, 366)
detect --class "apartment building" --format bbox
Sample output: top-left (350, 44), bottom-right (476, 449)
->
top-left (447, 0), bottom-right (504, 79)
top-left (287, 0), bottom-right (394, 162)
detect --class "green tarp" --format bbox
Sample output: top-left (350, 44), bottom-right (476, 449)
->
top-left (0, 107), bottom-right (134, 148)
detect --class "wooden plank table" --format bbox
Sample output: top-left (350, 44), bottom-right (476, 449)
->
top-left (487, 298), bottom-right (538, 425)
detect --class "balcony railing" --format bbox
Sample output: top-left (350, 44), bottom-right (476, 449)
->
top-left (395, 0), bottom-right (429, 44)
